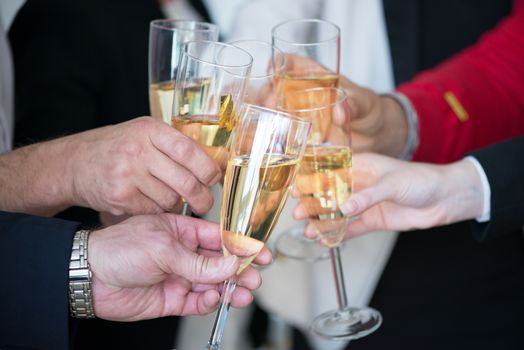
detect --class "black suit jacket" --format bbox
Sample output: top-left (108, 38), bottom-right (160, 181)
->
top-left (0, 211), bottom-right (79, 350)
top-left (8, 0), bottom-right (211, 348)
top-left (349, 1), bottom-right (524, 349)
top-left (472, 136), bottom-right (524, 242)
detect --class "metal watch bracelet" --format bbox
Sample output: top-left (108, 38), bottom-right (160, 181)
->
top-left (69, 229), bottom-right (95, 318)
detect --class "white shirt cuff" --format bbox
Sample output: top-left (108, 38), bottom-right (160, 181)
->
top-left (463, 156), bottom-right (491, 223)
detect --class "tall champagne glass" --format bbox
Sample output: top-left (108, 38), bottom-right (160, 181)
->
top-left (272, 18), bottom-right (340, 260)
top-left (206, 105), bottom-right (311, 350)
top-left (272, 18), bottom-right (340, 100)
top-left (293, 88), bottom-right (382, 340)
top-left (172, 40), bottom-right (252, 214)
top-left (227, 40), bottom-right (286, 106)
top-left (148, 20), bottom-right (218, 123)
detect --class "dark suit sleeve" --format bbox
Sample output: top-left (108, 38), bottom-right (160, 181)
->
top-left (8, 0), bottom-right (106, 145)
top-left (469, 136), bottom-right (524, 241)
top-left (0, 211), bottom-right (80, 350)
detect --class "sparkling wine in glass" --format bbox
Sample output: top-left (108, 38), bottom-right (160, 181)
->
top-left (272, 18), bottom-right (340, 103)
top-left (206, 104), bottom-right (311, 350)
top-left (172, 40), bottom-right (252, 170)
top-left (272, 18), bottom-right (342, 260)
top-left (148, 20), bottom-right (218, 123)
top-left (293, 89), bottom-right (382, 340)
top-left (171, 40), bottom-right (252, 215)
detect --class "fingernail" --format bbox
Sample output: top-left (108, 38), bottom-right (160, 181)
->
top-left (341, 200), bottom-right (358, 215)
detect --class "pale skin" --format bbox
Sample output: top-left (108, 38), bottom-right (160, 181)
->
top-left (89, 213), bottom-right (272, 320)
top-left (293, 153), bottom-right (485, 239)
top-left (0, 117), bottom-right (221, 217)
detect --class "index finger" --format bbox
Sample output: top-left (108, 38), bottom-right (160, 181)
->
top-left (150, 121), bottom-right (222, 187)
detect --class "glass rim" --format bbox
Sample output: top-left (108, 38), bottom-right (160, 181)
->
top-left (227, 39), bottom-right (287, 79)
top-left (150, 19), bottom-right (218, 33)
top-left (243, 103), bottom-right (313, 129)
top-left (279, 87), bottom-right (348, 113)
top-left (183, 40), bottom-right (254, 71)
top-left (272, 18), bottom-right (340, 46)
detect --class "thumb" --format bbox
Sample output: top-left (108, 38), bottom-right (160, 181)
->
top-left (341, 180), bottom-right (392, 217)
top-left (180, 253), bottom-right (239, 284)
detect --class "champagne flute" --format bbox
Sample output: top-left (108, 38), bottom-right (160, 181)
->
top-left (172, 40), bottom-right (252, 215)
top-left (227, 40), bottom-right (286, 106)
top-left (148, 20), bottom-right (218, 123)
top-left (293, 88), bottom-right (382, 340)
top-left (206, 104), bottom-right (311, 350)
top-left (272, 18), bottom-right (340, 101)
top-left (272, 18), bottom-right (341, 260)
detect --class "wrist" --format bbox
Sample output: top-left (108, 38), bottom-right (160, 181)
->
top-left (69, 229), bottom-right (95, 318)
top-left (376, 95), bottom-right (410, 157)
top-left (33, 136), bottom-right (78, 212)
top-left (440, 160), bottom-right (485, 224)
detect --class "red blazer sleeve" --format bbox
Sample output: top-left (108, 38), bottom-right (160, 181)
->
top-left (398, 0), bottom-right (524, 163)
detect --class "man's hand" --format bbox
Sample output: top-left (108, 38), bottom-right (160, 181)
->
top-left (89, 213), bottom-right (272, 321)
top-left (0, 117), bottom-right (221, 217)
top-left (68, 117), bottom-right (221, 216)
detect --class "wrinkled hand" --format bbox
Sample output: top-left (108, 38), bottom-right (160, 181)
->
top-left (334, 153), bottom-right (484, 238)
top-left (89, 214), bottom-right (272, 321)
top-left (68, 117), bottom-right (221, 216)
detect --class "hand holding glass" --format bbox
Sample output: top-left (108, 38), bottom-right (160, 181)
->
top-left (206, 105), bottom-right (311, 349)
top-left (272, 18), bottom-right (341, 260)
top-left (293, 88), bottom-right (382, 340)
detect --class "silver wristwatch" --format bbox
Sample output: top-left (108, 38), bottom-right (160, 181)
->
top-left (69, 229), bottom-right (95, 318)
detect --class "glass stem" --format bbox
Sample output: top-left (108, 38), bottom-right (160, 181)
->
top-left (329, 247), bottom-right (348, 310)
top-left (206, 279), bottom-right (237, 349)
top-left (180, 199), bottom-right (192, 216)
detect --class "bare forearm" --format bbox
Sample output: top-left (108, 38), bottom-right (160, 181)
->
top-left (0, 136), bottom-right (76, 216)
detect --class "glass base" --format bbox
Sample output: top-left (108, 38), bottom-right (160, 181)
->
top-left (275, 226), bottom-right (330, 262)
top-left (311, 306), bottom-right (382, 341)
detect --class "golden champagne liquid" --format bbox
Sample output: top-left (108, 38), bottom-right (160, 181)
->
top-left (149, 81), bottom-right (175, 124)
top-left (172, 79), bottom-right (235, 169)
top-left (173, 78), bottom-right (211, 116)
top-left (221, 154), bottom-right (300, 272)
top-left (171, 116), bottom-right (231, 169)
top-left (276, 73), bottom-right (339, 144)
top-left (295, 145), bottom-right (352, 247)
top-left (276, 73), bottom-right (339, 101)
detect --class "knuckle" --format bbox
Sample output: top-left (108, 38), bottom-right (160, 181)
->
top-left (173, 138), bottom-right (195, 160)
top-left (118, 139), bottom-right (144, 159)
top-left (192, 254), bottom-right (210, 280)
top-left (159, 192), bottom-right (180, 212)
top-left (180, 174), bottom-right (202, 197)
top-left (110, 160), bottom-right (134, 179)
top-left (130, 116), bottom-right (155, 130)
